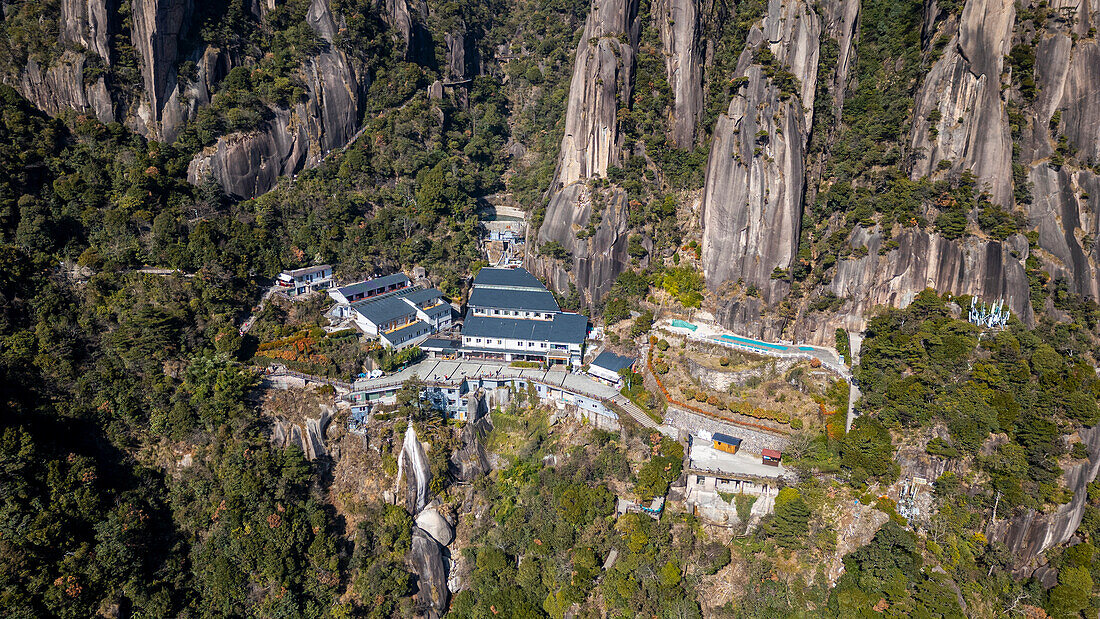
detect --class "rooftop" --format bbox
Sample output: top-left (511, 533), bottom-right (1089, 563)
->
top-left (472, 267), bottom-right (545, 289)
top-left (421, 337), bottom-right (460, 351)
top-left (383, 320), bottom-right (430, 344)
top-left (353, 295), bottom-right (418, 326)
top-left (590, 351), bottom-right (634, 373)
top-left (713, 433), bottom-right (742, 446)
top-left (401, 287), bottom-right (444, 307)
top-left (349, 358), bottom-right (622, 402)
top-left (462, 312), bottom-right (587, 344)
top-left (468, 286), bottom-right (559, 313)
top-left (281, 264), bottom-right (332, 278)
top-left (334, 273), bottom-right (410, 298)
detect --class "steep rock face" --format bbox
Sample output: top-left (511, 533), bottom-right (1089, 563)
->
top-left (19, 53), bottom-right (115, 124)
top-left (700, 0), bottom-right (819, 337)
top-left (656, 0), bottom-right (702, 148)
top-left (383, 0), bottom-right (431, 62)
top-left (409, 527), bottom-right (449, 614)
top-left (130, 0), bottom-right (193, 141)
top-left (450, 392), bottom-right (491, 481)
top-left (12, 0), bottom-right (116, 123)
top-left (63, 0), bottom-right (112, 60)
top-left (1028, 167), bottom-right (1100, 300)
top-left (818, 0), bottom-right (859, 116)
top-left (1019, 5), bottom-right (1100, 300)
top-left (909, 0), bottom-right (1015, 206)
top-left (187, 0), bottom-right (363, 198)
top-left (990, 425), bottom-right (1100, 569)
top-left (532, 0), bottom-right (640, 304)
top-left (270, 405), bottom-right (334, 460)
top-left (792, 227), bottom-right (1033, 340)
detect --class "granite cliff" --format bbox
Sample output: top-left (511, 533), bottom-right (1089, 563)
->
top-left (530, 0), bottom-right (640, 304)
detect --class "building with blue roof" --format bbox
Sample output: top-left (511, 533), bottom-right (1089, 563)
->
top-left (439, 267), bottom-right (588, 366)
top-left (330, 276), bottom-right (453, 349)
top-left (328, 273), bottom-right (411, 307)
top-left (587, 351), bottom-right (635, 385)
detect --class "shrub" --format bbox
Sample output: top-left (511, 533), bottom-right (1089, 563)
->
top-left (718, 357), bottom-right (730, 366)
top-left (707, 395), bottom-right (720, 406)
top-left (656, 339), bottom-right (670, 351)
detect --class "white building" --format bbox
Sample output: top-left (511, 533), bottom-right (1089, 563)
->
top-left (447, 267), bottom-right (588, 366)
top-left (276, 265), bottom-right (332, 298)
top-left (328, 273), bottom-right (411, 311)
top-left (340, 283), bottom-right (452, 350)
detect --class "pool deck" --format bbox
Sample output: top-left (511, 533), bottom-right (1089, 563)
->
top-left (658, 318), bottom-right (849, 378)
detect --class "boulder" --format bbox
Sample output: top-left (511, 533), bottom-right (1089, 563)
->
top-left (415, 508), bottom-right (454, 546)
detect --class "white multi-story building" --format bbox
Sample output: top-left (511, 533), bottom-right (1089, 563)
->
top-left (443, 267), bottom-right (587, 366)
top-left (276, 265), bottom-right (333, 298)
top-left (328, 275), bottom-right (452, 350)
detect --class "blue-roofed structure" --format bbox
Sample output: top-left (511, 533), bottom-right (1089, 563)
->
top-left (472, 267), bottom-right (546, 288)
top-left (454, 267), bottom-right (588, 366)
top-left (712, 433), bottom-right (743, 454)
top-left (334, 279), bottom-right (452, 349)
top-left (468, 287), bottom-right (559, 314)
top-left (328, 273), bottom-right (411, 305)
top-left (588, 351), bottom-right (635, 384)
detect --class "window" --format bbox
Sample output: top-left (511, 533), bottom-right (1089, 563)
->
top-left (494, 309), bottom-right (501, 315)
top-left (476, 338), bottom-right (482, 344)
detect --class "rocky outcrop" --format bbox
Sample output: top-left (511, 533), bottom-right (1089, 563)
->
top-left (271, 405), bottom-right (334, 460)
top-left (187, 0), bottom-right (364, 198)
top-left (532, 0), bottom-right (640, 304)
top-left (656, 0), bottom-right (702, 148)
top-left (909, 0), bottom-right (1015, 206)
top-left (18, 54), bottom-right (115, 124)
top-left (62, 0), bottom-right (112, 60)
top-left (409, 527), bottom-right (449, 614)
top-left (415, 508), bottom-right (454, 546)
top-left (396, 425), bottom-right (432, 514)
top-left (450, 391), bottom-right (491, 481)
top-left (991, 425), bottom-right (1100, 570)
top-left (1016, 6), bottom-right (1100, 301)
top-left (802, 227), bottom-right (1033, 339)
top-left (700, 0), bottom-right (820, 335)
top-left (11, 0), bottom-right (116, 124)
top-left (129, 0), bottom-right (193, 140)
top-left (384, 0), bottom-right (431, 63)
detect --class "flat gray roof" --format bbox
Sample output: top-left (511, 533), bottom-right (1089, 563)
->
top-left (462, 312), bottom-right (587, 343)
top-left (468, 286), bottom-right (559, 313)
top-left (336, 273), bottom-right (409, 297)
top-left (384, 320), bottom-right (430, 344)
top-left (354, 295), bottom-right (417, 326)
top-left (350, 358), bottom-right (622, 403)
top-left (472, 267), bottom-right (545, 289)
top-left (591, 351), bottom-right (634, 373)
top-left (281, 264), bottom-right (331, 277)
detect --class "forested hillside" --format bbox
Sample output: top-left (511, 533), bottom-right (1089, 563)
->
top-left (3, 0), bottom-right (1100, 617)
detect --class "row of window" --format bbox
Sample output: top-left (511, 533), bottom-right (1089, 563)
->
top-left (467, 337), bottom-right (551, 348)
top-left (474, 307), bottom-right (550, 319)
